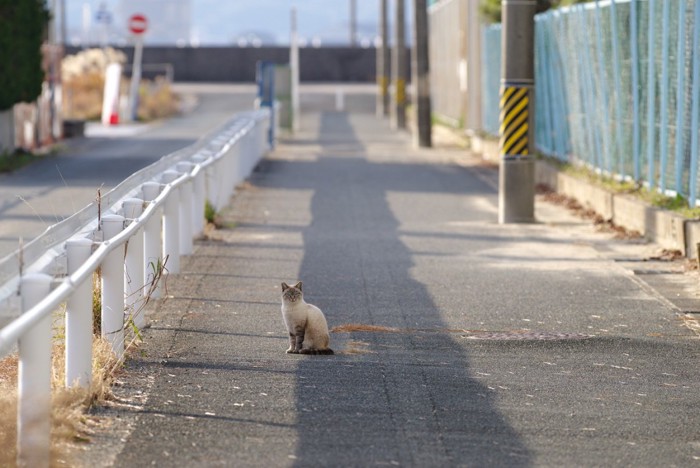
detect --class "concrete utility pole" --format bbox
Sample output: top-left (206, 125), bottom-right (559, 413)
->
top-left (498, 0), bottom-right (536, 223)
top-left (412, 0), bottom-right (432, 147)
top-left (392, 0), bottom-right (407, 130)
top-left (350, 0), bottom-right (358, 46)
top-left (377, 0), bottom-right (390, 117)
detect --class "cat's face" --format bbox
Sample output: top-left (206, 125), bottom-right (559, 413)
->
top-left (281, 281), bottom-right (303, 303)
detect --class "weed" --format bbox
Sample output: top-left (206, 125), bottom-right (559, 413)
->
top-left (0, 149), bottom-right (40, 173)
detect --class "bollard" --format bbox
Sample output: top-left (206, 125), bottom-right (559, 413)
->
top-left (176, 162), bottom-right (194, 256)
top-left (141, 182), bottom-right (163, 299)
top-left (122, 198), bottom-right (145, 330)
top-left (18, 273), bottom-right (52, 468)
top-left (336, 88), bottom-right (345, 111)
top-left (161, 170), bottom-right (181, 275)
top-left (65, 238), bottom-right (93, 388)
top-left (101, 214), bottom-right (126, 359)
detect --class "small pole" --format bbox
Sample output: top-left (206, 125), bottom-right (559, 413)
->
top-left (176, 163), bottom-right (194, 256)
top-left (412, 0), bottom-right (432, 147)
top-left (101, 214), bottom-right (126, 359)
top-left (128, 33), bottom-right (144, 121)
top-left (161, 171), bottom-right (181, 275)
top-left (122, 198), bottom-right (145, 330)
top-left (350, 0), bottom-right (358, 47)
top-left (290, 8), bottom-right (300, 133)
top-left (498, 0), bottom-right (536, 223)
top-left (392, 0), bottom-right (407, 130)
top-left (141, 182), bottom-right (163, 299)
top-left (17, 273), bottom-right (52, 468)
top-left (377, 0), bottom-right (390, 117)
top-left (65, 238), bottom-right (94, 388)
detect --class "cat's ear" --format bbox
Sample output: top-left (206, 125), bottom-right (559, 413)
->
top-left (281, 282), bottom-right (290, 291)
top-left (294, 281), bottom-right (303, 291)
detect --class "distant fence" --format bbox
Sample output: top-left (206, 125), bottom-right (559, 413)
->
top-left (481, 0), bottom-right (700, 205)
top-left (65, 46), bottom-right (408, 83)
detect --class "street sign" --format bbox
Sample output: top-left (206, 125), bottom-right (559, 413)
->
top-left (128, 14), bottom-right (148, 35)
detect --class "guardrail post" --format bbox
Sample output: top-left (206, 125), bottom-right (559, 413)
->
top-left (176, 162), bottom-right (194, 256)
top-left (122, 198), bottom-right (145, 330)
top-left (192, 155), bottom-right (207, 236)
top-left (101, 214), bottom-right (125, 359)
top-left (141, 182), bottom-right (163, 299)
top-left (65, 238), bottom-right (93, 388)
top-left (18, 272), bottom-right (52, 468)
top-left (161, 170), bottom-right (181, 275)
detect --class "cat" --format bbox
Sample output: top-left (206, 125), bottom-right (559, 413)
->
top-left (280, 281), bottom-right (334, 355)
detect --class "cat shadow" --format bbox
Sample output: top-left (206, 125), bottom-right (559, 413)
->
top-left (280, 111), bottom-right (533, 466)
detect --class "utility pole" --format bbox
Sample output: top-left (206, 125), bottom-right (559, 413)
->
top-left (350, 0), bottom-right (357, 46)
top-left (290, 7), bottom-right (300, 133)
top-left (377, 0), bottom-right (390, 117)
top-left (412, 0), bottom-right (432, 147)
top-left (392, 0), bottom-right (407, 130)
top-left (498, 0), bottom-right (536, 223)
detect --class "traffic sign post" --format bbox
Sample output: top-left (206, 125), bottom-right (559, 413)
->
top-left (128, 14), bottom-right (148, 122)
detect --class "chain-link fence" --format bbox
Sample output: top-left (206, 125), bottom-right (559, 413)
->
top-left (482, 0), bottom-right (700, 205)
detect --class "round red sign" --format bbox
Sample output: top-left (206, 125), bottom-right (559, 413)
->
top-left (128, 14), bottom-right (148, 34)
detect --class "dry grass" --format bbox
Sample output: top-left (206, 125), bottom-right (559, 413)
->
top-left (338, 340), bottom-right (375, 355)
top-left (0, 337), bottom-right (118, 467)
top-left (63, 72), bottom-right (179, 122)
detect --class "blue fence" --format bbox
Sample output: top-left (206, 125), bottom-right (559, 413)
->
top-left (482, 0), bottom-right (700, 206)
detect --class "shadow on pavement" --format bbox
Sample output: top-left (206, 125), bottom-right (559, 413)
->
top-left (278, 112), bottom-right (532, 466)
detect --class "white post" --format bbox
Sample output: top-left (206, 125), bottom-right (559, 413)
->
top-left (176, 162), bottom-right (194, 256)
top-left (65, 238), bottom-right (93, 388)
top-left (122, 198), bottom-right (145, 330)
top-left (161, 170), bottom-right (181, 275)
top-left (141, 182), bottom-right (163, 299)
top-left (101, 214), bottom-right (125, 359)
top-left (18, 273), bottom-right (53, 468)
top-left (192, 155), bottom-right (207, 236)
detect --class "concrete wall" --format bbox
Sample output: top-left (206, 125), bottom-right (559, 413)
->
top-left (65, 46), bottom-right (410, 83)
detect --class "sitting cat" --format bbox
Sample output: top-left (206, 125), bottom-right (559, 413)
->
top-left (280, 281), bottom-right (334, 355)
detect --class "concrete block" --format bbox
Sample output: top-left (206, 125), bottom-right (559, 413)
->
top-left (646, 209), bottom-right (687, 254)
top-left (612, 194), bottom-right (649, 236)
top-left (684, 221), bottom-right (700, 259)
top-left (554, 173), bottom-right (613, 219)
top-left (535, 160), bottom-right (558, 191)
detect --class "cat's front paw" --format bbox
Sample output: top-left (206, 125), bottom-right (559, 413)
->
top-left (286, 348), bottom-right (299, 354)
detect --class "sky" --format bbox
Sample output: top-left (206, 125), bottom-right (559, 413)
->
top-left (62, 0), bottom-right (413, 46)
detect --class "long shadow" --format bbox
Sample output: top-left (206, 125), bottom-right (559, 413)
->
top-left (282, 112), bottom-right (532, 466)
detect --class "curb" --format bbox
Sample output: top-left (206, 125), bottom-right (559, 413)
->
top-left (469, 134), bottom-right (700, 259)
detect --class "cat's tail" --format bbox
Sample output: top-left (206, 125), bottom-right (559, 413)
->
top-left (300, 348), bottom-right (334, 355)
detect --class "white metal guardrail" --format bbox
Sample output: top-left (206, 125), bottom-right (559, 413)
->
top-left (0, 107), bottom-right (271, 467)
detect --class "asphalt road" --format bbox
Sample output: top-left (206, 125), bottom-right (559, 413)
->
top-left (0, 83), bottom-right (257, 259)
top-left (78, 104), bottom-right (700, 467)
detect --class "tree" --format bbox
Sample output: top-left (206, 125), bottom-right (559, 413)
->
top-left (0, 0), bottom-right (50, 111)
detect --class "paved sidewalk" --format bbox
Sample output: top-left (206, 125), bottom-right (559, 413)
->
top-left (85, 109), bottom-right (699, 467)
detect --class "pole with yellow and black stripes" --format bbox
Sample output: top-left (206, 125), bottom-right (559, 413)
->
top-left (499, 0), bottom-right (536, 224)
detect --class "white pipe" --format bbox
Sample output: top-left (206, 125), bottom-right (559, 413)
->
top-left (101, 214), bottom-right (125, 359)
top-left (65, 238), bottom-right (93, 388)
top-left (17, 273), bottom-right (52, 468)
top-left (122, 198), bottom-right (145, 330)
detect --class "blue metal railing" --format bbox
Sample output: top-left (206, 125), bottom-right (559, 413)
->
top-left (482, 0), bottom-right (700, 206)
